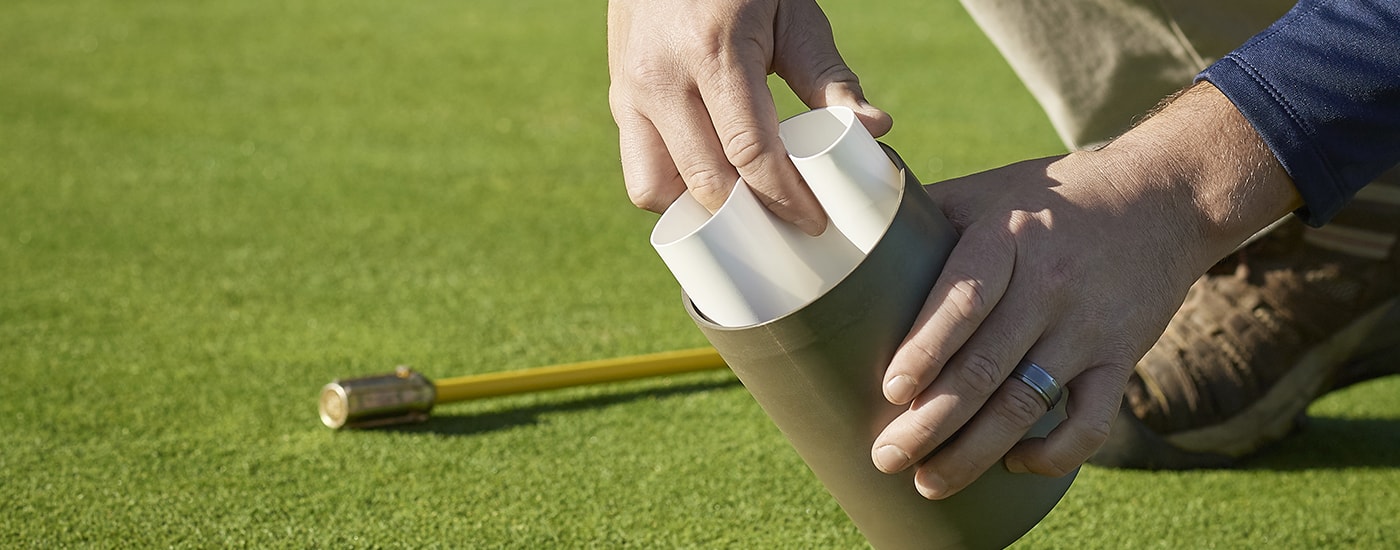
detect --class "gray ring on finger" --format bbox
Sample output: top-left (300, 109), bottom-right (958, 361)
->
top-left (1012, 359), bottom-right (1062, 411)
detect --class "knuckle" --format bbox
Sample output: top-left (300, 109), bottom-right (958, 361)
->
top-left (1042, 441), bottom-right (1093, 477)
top-left (1040, 256), bottom-right (1078, 291)
top-left (905, 412), bottom-right (951, 446)
top-left (1029, 414), bottom-right (1113, 478)
top-left (757, 188), bottom-right (796, 210)
top-left (800, 63), bottom-right (861, 104)
top-left (1005, 209), bottom-right (1037, 235)
top-left (940, 453), bottom-right (985, 489)
top-left (1030, 256), bottom-right (1080, 311)
top-left (683, 169), bottom-right (734, 205)
top-left (622, 57), bottom-right (666, 88)
top-left (900, 339), bottom-right (946, 375)
top-left (679, 30), bottom-right (729, 77)
top-left (681, 24), bottom-right (724, 57)
top-left (990, 386), bottom-right (1047, 428)
top-left (949, 352), bottom-right (1005, 397)
top-left (609, 85), bottom-right (652, 131)
top-left (933, 193), bottom-right (975, 231)
top-left (692, 47), bottom-right (727, 80)
top-left (814, 62), bottom-right (860, 89)
top-left (996, 229), bottom-right (1021, 256)
top-left (898, 426), bottom-right (941, 456)
top-left (622, 53), bottom-right (687, 98)
top-left (1002, 209), bottom-right (1036, 233)
top-left (1037, 454), bottom-right (1081, 478)
top-left (943, 277), bottom-right (990, 325)
top-left (1100, 343), bottom-right (1142, 375)
top-left (1079, 416), bottom-right (1114, 452)
top-left (607, 85), bottom-right (629, 118)
top-left (722, 131), bottom-right (771, 174)
top-left (626, 184), bottom-right (671, 213)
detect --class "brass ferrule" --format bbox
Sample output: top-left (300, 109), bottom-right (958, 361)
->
top-left (319, 366), bottom-right (436, 429)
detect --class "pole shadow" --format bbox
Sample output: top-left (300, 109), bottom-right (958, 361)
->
top-left (377, 377), bottom-right (743, 438)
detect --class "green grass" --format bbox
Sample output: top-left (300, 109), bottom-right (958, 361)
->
top-left (2, 0), bottom-right (1396, 547)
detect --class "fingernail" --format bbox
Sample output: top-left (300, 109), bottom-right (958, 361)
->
top-left (794, 218), bottom-right (824, 236)
top-left (916, 471), bottom-right (948, 500)
top-left (1005, 457), bottom-right (1029, 474)
top-left (884, 375), bottom-right (917, 404)
top-left (873, 445), bottom-right (910, 473)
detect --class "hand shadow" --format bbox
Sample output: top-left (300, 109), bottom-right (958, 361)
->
top-left (376, 376), bottom-right (742, 437)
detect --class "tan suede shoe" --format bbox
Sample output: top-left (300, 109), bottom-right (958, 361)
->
top-left (1091, 216), bottom-right (1399, 470)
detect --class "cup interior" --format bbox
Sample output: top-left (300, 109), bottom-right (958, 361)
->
top-left (779, 106), bottom-right (856, 159)
top-left (650, 178), bottom-right (746, 248)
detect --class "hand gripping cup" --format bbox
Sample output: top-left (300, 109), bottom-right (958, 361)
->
top-left (651, 107), bottom-right (1077, 549)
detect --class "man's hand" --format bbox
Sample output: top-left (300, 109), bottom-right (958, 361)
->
top-left (872, 82), bottom-right (1303, 499)
top-left (607, 0), bottom-right (891, 235)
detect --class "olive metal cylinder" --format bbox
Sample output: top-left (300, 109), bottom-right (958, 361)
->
top-left (687, 146), bottom-right (1076, 550)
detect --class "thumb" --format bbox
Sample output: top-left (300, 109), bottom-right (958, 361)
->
top-left (773, 2), bottom-right (893, 137)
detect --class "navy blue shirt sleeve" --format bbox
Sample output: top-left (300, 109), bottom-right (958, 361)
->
top-left (1198, 0), bottom-right (1400, 226)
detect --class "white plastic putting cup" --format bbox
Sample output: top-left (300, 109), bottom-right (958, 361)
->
top-left (780, 105), bottom-right (902, 253)
top-left (650, 106), bottom-right (902, 327)
top-left (650, 178), bottom-right (864, 327)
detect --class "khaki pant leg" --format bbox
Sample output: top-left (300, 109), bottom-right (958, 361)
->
top-left (959, 0), bottom-right (1291, 150)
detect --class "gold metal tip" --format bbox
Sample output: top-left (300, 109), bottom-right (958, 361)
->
top-left (319, 383), bottom-right (350, 429)
top-left (317, 369), bottom-right (436, 430)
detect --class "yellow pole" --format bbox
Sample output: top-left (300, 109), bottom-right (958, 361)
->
top-left (432, 347), bottom-right (727, 404)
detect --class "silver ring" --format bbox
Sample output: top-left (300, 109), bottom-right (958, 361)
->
top-left (1012, 359), bottom-right (1062, 411)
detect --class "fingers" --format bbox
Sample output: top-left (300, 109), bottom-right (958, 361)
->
top-left (647, 91), bottom-right (744, 214)
top-left (923, 158), bottom-right (1060, 230)
top-left (879, 299), bottom-right (1131, 499)
top-left (773, 0), bottom-right (892, 138)
top-left (608, 0), bottom-right (886, 235)
top-left (1004, 364), bottom-right (1126, 477)
top-left (697, 54), bottom-right (827, 235)
top-left (871, 211), bottom-right (1104, 499)
top-left (908, 340), bottom-right (1076, 500)
top-left (882, 219), bottom-right (1017, 405)
top-left (866, 153), bottom-right (1189, 500)
top-left (613, 103), bottom-right (686, 213)
top-left (870, 261), bottom-right (1051, 482)
top-left (607, 0), bottom-right (686, 214)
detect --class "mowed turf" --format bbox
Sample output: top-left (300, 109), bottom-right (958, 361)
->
top-left (2, 0), bottom-right (1397, 547)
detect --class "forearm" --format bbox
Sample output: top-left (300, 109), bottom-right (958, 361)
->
top-left (1096, 81), bottom-right (1302, 277)
top-left (1199, 0), bottom-right (1400, 225)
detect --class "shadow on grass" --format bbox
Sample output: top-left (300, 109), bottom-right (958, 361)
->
top-left (1240, 416), bottom-right (1400, 471)
top-left (379, 377), bottom-right (743, 437)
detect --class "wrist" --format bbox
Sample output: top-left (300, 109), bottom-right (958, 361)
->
top-left (1101, 81), bottom-right (1302, 274)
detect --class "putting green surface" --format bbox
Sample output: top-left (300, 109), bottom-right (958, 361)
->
top-left (2, 0), bottom-right (1397, 547)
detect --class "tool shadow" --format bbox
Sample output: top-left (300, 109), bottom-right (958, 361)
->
top-left (385, 377), bottom-right (743, 437)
